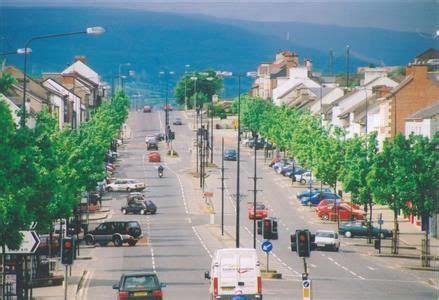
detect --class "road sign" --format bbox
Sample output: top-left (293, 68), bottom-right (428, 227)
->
top-left (0, 231), bottom-right (40, 254)
top-left (261, 240), bottom-right (273, 253)
top-left (378, 219), bottom-right (384, 225)
top-left (302, 279), bottom-right (311, 300)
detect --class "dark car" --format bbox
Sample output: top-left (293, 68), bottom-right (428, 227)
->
top-left (84, 221), bottom-right (142, 247)
top-left (113, 272), bottom-right (166, 300)
top-left (301, 192), bottom-right (340, 206)
top-left (146, 138), bottom-right (159, 150)
top-left (339, 221), bottom-right (393, 239)
top-left (121, 200), bottom-right (157, 215)
top-left (296, 188), bottom-right (333, 200)
top-left (173, 117), bottom-right (183, 125)
top-left (224, 149), bottom-right (237, 161)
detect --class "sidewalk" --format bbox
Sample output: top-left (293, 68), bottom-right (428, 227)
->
top-left (31, 208), bottom-right (108, 299)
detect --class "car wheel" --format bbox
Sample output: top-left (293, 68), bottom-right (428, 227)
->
top-left (140, 209), bottom-right (145, 215)
top-left (122, 209), bottom-right (127, 215)
top-left (113, 236), bottom-right (123, 247)
top-left (126, 187), bottom-right (131, 192)
top-left (344, 231), bottom-right (352, 238)
top-left (300, 179), bottom-right (306, 184)
top-left (107, 187), bottom-right (113, 192)
top-left (128, 240), bottom-right (137, 246)
top-left (321, 214), bottom-right (329, 221)
top-left (85, 235), bottom-right (94, 245)
top-left (334, 245), bottom-right (339, 252)
top-left (379, 232), bottom-right (385, 239)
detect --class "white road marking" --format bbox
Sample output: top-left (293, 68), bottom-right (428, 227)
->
top-left (166, 166), bottom-right (189, 214)
top-left (192, 227), bottom-right (213, 258)
top-left (326, 256), bottom-right (365, 281)
top-left (367, 266), bottom-right (375, 271)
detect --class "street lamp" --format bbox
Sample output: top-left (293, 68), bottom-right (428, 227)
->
top-left (118, 63), bottom-right (131, 88)
top-left (160, 70), bottom-right (175, 143)
top-left (20, 26), bottom-right (105, 127)
top-left (184, 64), bottom-right (191, 110)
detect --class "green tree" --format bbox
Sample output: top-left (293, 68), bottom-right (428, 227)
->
top-left (175, 70), bottom-right (223, 108)
top-left (0, 73), bottom-right (17, 94)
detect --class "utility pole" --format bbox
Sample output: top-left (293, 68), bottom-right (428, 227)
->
top-left (252, 132), bottom-right (258, 249)
top-left (236, 75), bottom-right (241, 248)
top-left (210, 104), bottom-right (214, 164)
top-left (221, 137), bottom-right (225, 236)
top-left (346, 45), bottom-right (350, 88)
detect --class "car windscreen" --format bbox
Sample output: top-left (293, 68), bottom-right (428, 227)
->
top-left (123, 275), bottom-right (158, 290)
top-left (316, 232), bottom-right (335, 238)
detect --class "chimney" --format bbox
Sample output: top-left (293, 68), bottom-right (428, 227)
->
top-left (372, 85), bottom-right (392, 98)
top-left (74, 56), bottom-right (86, 63)
top-left (292, 52), bottom-right (299, 66)
top-left (304, 59), bottom-right (313, 72)
top-left (406, 64), bottom-right (428, 79)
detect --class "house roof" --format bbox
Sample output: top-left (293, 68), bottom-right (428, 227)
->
top-left (62, 60), bottom-right (100, 85)
top-left (406, 101), bottom-right (439, 120)
top-left (386, 75), bottom-right (414, 98)
top-left (415, 48), bottom-right (439, 63)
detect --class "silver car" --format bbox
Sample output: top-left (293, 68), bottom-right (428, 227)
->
top-left (315, 230), bottom-right (340, 251)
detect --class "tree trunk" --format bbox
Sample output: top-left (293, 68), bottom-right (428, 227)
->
top-left (392, 208), bottom-right (399, 254)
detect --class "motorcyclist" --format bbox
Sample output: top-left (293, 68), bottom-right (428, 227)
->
top-left (158, 165), bottom-right (164, 177)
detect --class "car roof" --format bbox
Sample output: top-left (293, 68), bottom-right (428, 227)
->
top-left (316, 230), bottom-right (336, 234)
top-left (121, 272), bottom-right (158, 277)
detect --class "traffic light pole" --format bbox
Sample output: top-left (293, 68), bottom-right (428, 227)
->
top-left (64, 265), bottom-right (68, 300)
top-left (221, 137), bottom-right (225, 236)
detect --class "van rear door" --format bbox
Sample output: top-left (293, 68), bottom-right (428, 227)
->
top-left (237, 255), bottom-right (257, 295)
top-left (218, 251), bottom-right (257, 296)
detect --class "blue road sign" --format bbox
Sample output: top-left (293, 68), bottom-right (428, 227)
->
top-left (261, 240), bottom-right (273, 253)
top-left (378, 219), bottom-right (384, 225)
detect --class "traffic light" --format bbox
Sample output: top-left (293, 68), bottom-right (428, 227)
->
top-left (290, 233), bottom-right (297, 252)
top-left (61, 237), bottom-right (75, 265)
top-left (296, 230), bottom-right (311, 257)
top-left (263, 218), bottom-right (278, 240)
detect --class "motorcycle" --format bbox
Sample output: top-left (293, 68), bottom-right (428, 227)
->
top-left (158, 166), bottom-right (164, 178)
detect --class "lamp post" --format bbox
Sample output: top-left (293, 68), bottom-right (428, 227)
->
top-left (346, 45), bottom-right (350, 88)
top-left (190, 75), bottom-right (199, 174)
top-left (118, 62), bottom-right (131, 88)
top-left (184, 64), bottom-right (190, 110)
top-left (20, 26), bottom-right (105, 127)
top-left (160, 70), bottom-right (174, 143)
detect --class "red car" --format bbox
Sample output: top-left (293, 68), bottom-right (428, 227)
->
top-left (143, 105), bottom-right (152, 113)
top-left (318, 203), bottom-right (365, 221)
top-left (248, 203), bottom-right (268, 220)
top-left (148, 152), bottom-right (161, 163)
top-left (163, 104), bottom-right (173, 111)
top-left (316, 199), bottom-right (360, 213)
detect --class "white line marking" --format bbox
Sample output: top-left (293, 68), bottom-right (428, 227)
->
top-left (367, 266), bottom-right (375, 271)
top-left (192, 227), bottom-right (213, 258)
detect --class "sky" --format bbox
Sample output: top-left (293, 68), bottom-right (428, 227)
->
top-left (2, 1), bottom-right (438, 33)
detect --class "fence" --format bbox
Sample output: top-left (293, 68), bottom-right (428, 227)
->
top-left (0, 282), bottom-right (16, 300)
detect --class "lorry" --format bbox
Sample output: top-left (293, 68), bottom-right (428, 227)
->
top-left (205, 248), bottom-right (262, 299)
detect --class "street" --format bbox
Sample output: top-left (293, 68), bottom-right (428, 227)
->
top-left (77, 109), bottom-right (438, 299)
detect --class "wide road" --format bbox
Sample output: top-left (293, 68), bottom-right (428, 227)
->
top-left (80, 108), bottom-right (437, 299)
top-left (80, 108), bottom-right (212, 299)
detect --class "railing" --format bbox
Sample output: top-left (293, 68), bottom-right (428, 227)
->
top-left (0, 282), bottom-right (16, 300)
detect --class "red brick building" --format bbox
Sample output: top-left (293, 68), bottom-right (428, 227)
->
top-left (385, 64), bottom-right (439, 138)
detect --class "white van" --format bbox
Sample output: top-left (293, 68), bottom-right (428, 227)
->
top-left (205, 248), bottom-right (262, 299)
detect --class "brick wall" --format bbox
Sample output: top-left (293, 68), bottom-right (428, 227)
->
top-left (390, 65), bottom-right (439, 138)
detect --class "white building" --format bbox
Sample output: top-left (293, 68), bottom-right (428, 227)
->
top-left (405, 102), bottom-right (439, 139)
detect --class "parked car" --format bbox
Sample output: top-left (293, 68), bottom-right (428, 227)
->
top-left (121, 199), bottom-right (157, 215)
top-left (224, 149), bottom-right (237, 161)
top-left (127, 192), bottom-right (146, 203)
top-left (143, 105), bottom-right (152, 113)
top-left (107, 179), bottom-right (146, 192)
top-left (287, 167), bottom-right (307, 178)
top-left (316, 199), bottom-right (360, 213)
top-left (148, 152), bottom-right (161, 163)
top-left (205, 248), bottom-right (262, 300)
top-left (84, 221), bottom-right (143, 246)
top-left (314, 230), bottom-right (340, 251)
top-left (163, 104), bottom-right (173, 111)
top-left (248, 202), bottom-right (268, 219)
top-left (338, 221), bottom-right (393, 238)
top-left (295, 171), bottom-right (314, 184)
top-left (301, 192), bottom-right (340, 206)
top-left (317, 203), bottom-right (366, 221)
top-left (113, 272), bottom-right (166, 300)
top-left (154, 132), bottom-right (165, 141)
top-left (173, 117), bottom-right (183, 125)
top-left (146, 139), bottom-right (159, 151)
top-left (297, 188), bottom-right (333, 201)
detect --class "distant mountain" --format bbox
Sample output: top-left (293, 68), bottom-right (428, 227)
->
top-left (1, 7), bottom-right (434, 101)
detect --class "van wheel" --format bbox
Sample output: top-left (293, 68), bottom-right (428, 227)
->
top-left (113, 236), bottom-right (123, 246)
top-left (344, 231), bottom-right (352, 238)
